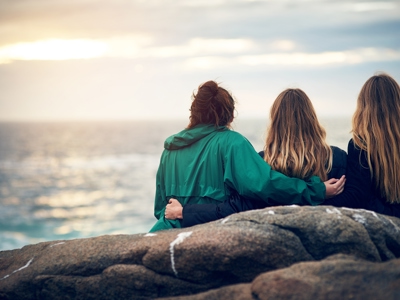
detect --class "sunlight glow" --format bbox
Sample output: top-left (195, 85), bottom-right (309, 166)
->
top-left (269, 39), bottom-right (296, 51)
top-left (184, 56), bottom-right (231, 69)
top-left (149, 38), bottom-right (254, 58)
top-left (0, 39), bottom-right (108, 63)
top-left (104, 35), bottom-right (153, 58)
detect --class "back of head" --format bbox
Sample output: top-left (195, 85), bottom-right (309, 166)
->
top-left (264, 88), bottom-right (332, 181)
top-left (188, 80), bottom-right (235, 128)
top-left (352, 73), bottom-right (400, 203)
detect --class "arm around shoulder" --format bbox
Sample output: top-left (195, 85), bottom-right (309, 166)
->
top-left (224, 134), bottom-right (326, 205)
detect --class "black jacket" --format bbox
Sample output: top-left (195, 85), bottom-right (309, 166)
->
top-left (182, 146), bottom-right (347, 227)
top-left (324, 139), bottom-right (400, 218)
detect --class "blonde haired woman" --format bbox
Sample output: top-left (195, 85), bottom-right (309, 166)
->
top-left (325, 73), bottom-right (400, 217)
top-left (165, 88), bottom-right (347, 227)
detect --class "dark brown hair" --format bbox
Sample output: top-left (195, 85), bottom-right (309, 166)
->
top-left (188, 80), bottom-right (235, 128)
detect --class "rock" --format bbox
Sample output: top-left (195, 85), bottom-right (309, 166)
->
top-left (251, 254), bottom-right (400, 300)
top-left (161, 283), bottom-right (253, 300)
top-left (162, 254), bottom-right (400, 300)
top-left (0, 205), bottom-right (399, 299)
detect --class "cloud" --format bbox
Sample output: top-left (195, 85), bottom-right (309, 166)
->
top-left (350, 1), bottom-right (398, 12)
top-left (107, 38), bottom-right (255, 58)
top-left (182, 48), bottom-right (400, 69)
top-left (269, 40), bottom-right (297, 51)
top-left (1, 35), bottom-right (399, 70)
top-left (239, 48), bottom-right (400, 66)
top-left (0, 0), bottom-right (399, 121)
top-left (0, 39), bottom-right (108, 62)
top-left (0, 37), bottom-right (256, 63)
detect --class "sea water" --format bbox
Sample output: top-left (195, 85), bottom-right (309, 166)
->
top-left (0, 117), bottom-right (351, 251)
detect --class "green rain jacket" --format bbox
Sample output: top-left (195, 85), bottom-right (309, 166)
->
top-left (150, 124), bottom-right (325, 232)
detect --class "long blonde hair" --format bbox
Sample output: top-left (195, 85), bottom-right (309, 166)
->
top-left (264, 88), bottom-right (332, 181)
top-left (352, 73), bottom-right (400, 203)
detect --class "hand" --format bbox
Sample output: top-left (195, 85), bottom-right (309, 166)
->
top-left (324, 175), bottom-right (346, 199)
top-left (165, 198), bottom-right (183, 220)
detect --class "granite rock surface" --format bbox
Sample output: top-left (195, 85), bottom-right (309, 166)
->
top-left (1, 205), bottom-right (399, 299)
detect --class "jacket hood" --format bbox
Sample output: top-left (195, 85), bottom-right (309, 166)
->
top-left (164, 124), bottom-right (227, 150)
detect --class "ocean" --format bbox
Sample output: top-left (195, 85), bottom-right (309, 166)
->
top-left (0, 117), bottom-right (352, 251)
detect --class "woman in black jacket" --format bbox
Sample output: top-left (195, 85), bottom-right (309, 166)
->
top-left (324, 73), bottom-right (400, 218)
top-left (165, 88), bottom-right (347, 226)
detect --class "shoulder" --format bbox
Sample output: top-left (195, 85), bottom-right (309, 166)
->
top-left (346, 138), bottom-right (365, 159)
top-left (331, 145), bottom-right (347, 158)
top-left (330, 145), bottom-right (347, 164)
top-left (215, 130), bottom-right (260, 156)
top-left (217, 129), bottom-right (250, 144)
top-left (347, 138), bottom-right (362, 153)
top-left (329, 145), bottom-right (347, 178)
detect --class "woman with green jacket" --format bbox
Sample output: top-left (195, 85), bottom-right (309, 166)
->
top-left (149, 81), bottom-right (345, 232)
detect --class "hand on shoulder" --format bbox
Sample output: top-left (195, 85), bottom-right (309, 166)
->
top-left (324, 175), bottom-right (346, 198)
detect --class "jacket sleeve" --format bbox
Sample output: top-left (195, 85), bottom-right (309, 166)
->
top-left (150, 152), bottom-right (183, 232)
top-left (181, 137), bottom-right (326, 228)
top-left (182, 192), bottom-right (267, 227)
top-left (224, 135), bottom-right (326, 205)
top-left (324, 139), bottom-right (373, 208)
top-left (153, 154), bottom-right (166, 220)
top-left (327, 146), bottom-right (347, 179)
top-left (182, 203), bottom-right (225, 227)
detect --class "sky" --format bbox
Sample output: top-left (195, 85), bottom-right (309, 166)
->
top-left (0, 0), bottom-right (399, 121)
